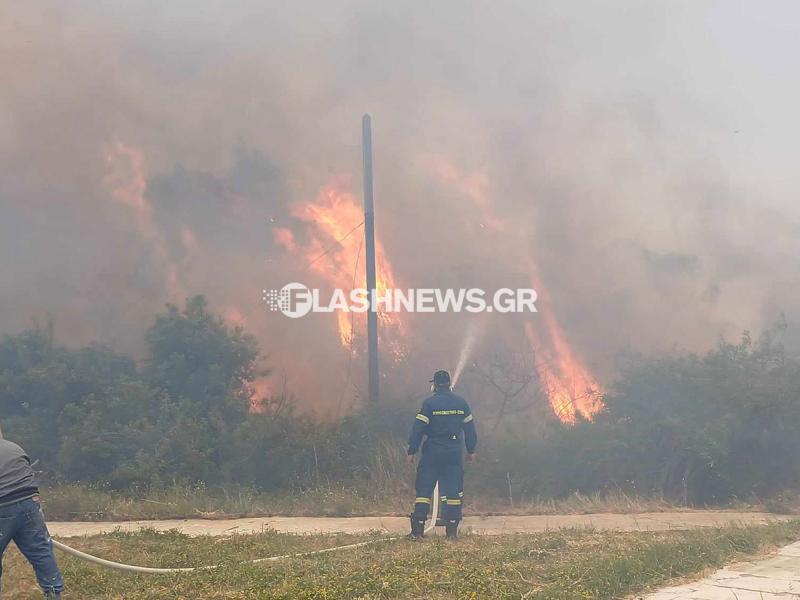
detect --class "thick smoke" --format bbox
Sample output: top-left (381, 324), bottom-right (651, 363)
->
top-left (3, 1), bottom-right (800, 413)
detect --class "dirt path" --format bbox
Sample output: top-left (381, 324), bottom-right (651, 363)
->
top-left (47, 511), bottom-right (791, 538)
top-left (645, 539), bottom-right (800, 599)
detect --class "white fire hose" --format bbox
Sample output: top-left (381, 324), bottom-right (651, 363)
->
top-left (51, 484), bottom-right (440, 574)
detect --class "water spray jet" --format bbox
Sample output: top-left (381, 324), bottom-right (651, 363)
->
top-left (452, 320), bottom-right (486, 387)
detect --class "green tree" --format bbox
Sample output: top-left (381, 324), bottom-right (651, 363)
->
top-left (0, 326), bottom-right (136, 471)
top-left (140, 296), bottom-right (262, 484)
top-left (144, 295), bottom-right (258, 423)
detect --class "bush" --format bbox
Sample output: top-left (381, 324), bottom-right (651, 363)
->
top-left (3, 300), bottom-right (800, 508)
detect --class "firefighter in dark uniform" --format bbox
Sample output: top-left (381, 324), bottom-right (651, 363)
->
top-left (407, 370), bottom-right (477, 539)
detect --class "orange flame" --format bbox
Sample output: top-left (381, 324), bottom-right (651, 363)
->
top-left (105, 141), bottom-right (151, 220)
top-left (524, 269), bottom-right (603, 422)
top-left (424, 156), bottom-right (603, 423)
top-left (104, 141), bottom-right (184, 303)
top-left (248, 378), bottom-right (272, 413)
top-left (278, 178), bottom-right (406, 360)
top-left (525, 319), bottom-right (603, 423)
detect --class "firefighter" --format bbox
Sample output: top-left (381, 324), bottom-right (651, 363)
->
top-left (407, 370), bottom-right (477, 539)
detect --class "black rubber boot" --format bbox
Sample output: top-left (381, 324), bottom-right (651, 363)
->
top-left (408, 515), bottom-right (425, 539)
top-left (445, 519), bottom-right (459, 539)
top-left (44, 591), bottom-right (61, 600)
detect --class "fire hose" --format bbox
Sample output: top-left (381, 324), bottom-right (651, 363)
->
top-left (50, 484), bottom-right (440, 574)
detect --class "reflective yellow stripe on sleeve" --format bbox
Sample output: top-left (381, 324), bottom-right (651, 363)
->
top-left (463, 414), bottom-right (473, 423)
top-left (415, 413), bottom-right (430, 424)
top-left (445, 499), bottom-right (462, 505)
top-left (415, 497), bottom-right (431, 504)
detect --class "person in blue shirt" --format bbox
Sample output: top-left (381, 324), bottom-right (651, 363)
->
top-left (407, 370), bottom-right (477, 539)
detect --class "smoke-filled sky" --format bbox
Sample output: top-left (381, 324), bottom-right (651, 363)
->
top-left (3, 1), bottom-right (800, 413)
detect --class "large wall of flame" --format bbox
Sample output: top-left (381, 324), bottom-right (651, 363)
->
top-left (4, 2), bottom-right (800, 414)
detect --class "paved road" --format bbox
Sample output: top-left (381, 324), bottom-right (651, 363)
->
top-left (47, 511), bottom-right (790, 538)
top-left (644, 539), bottom-right (800, 599)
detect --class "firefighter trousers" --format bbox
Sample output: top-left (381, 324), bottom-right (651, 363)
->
top-left (411, 453), bottom-right (464, 522)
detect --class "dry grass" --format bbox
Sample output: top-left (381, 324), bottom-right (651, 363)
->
top-left (40, 484), bottom-right (763, 522)
top-left (469, 490), bottom-right (683, 515)
top-left (3, 521), bottom-right (799, 598)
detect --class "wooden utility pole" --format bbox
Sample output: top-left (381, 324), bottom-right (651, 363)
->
top-left (362, 114), bottom-right (379, 404)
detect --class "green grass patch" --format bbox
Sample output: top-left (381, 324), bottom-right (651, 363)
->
top-left (3, 520), bottom-right (799, 598)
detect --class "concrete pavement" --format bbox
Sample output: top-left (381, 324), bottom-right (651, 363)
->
top-left (644, 540), bottom-right (800, 599)
top-left (46, 511), bottom-right (791, 538)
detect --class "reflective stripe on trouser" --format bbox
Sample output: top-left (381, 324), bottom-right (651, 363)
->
top-left (444, 497), bottom-right (463, 521)
top-left (412, 454), bottom-right (464, 521)
top-left (413, 496), bottom-right (431, 520)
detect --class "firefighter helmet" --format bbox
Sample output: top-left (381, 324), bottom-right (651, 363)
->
top-left (430, 370), bottom-right (451, 387)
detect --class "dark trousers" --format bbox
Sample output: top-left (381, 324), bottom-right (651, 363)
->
top-left (0, 497), bottom-right (64, 594)
top-left (412, 453), bottom-right (464, 522)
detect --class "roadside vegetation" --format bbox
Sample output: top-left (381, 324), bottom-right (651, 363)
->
top-left (41, 483), bottom-right (688, 521)
top-left (3, 297), bottom-right (800, 519)
top-left (4, 521), bottom-right (800, 599)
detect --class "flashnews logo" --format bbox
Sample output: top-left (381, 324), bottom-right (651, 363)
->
top-left (263, 283), bottom-right (314, 318)
top-left (263, 283), bottom-right (537, 318)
